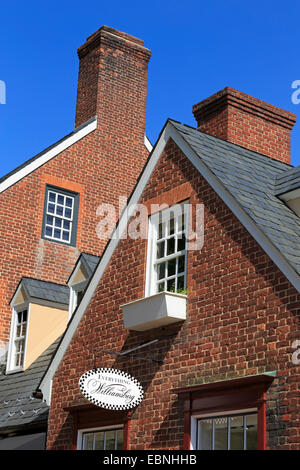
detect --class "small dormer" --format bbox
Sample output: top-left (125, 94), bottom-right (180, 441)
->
top-left (275, 167), bottom-right (300, 217)
top-left (7, 278), bottom-right (69, 374)
top-left (67, 253), bottom-right (99, 319)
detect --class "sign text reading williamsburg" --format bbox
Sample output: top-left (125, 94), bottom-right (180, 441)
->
top-left (103, 454), bottom-right (197, 467)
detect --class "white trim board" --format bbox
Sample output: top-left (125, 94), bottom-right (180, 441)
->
top-left (39, 120), bottom-right (300, 404)
top-left (0, 118), bottom-right (97, 194)
top-left (144, 135), bottom-right (153, 153)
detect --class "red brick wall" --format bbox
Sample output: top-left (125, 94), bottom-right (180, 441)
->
top-left (0, 27), bottom-right (151, 345)
top-left (193, 87), bottom-right (296, 164)
top-left (47, 138), bottom-right (300, 450)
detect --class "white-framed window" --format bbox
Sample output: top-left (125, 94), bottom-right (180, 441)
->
top-left (77, 426), bottom-right (123, 450)
top-left (42, 185), bottom-right (79, 246)
top-left (191, 409), bottom-right (258, 450)
top-left (7, 305), bottom-right (29, 372)
top-left (69, 280), bottom-right (88, 319)
top-left (146, 203), bottom-right (189, 296)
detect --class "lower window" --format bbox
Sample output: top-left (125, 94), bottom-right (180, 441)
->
top-left (80, 427), bottom-right (123, 450)
top-left (197, 411), bottom-right (257, 450)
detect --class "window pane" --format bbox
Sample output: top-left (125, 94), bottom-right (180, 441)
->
top-left (177, 275), bottom-right (184, 292)
top-left (198, 419), bottom-right (212, 450)
top-left (55, 218), bottom-right (62, 228)
top-left (62, 231), bottom-right (69, 241)
top-left (158, 263), bottom-right (165, 280)
top-left (82, 433), bottom-right (94, 450)
top-left (45, 227), bottom-right (53, 237)
top-left (105, 431), bottom-right (116, 451)
top-left (214, 417), bottom-right (228, 450)
top-left (167, 237), bottom-right (175, 255)
top-left (57, 194), bottom-right (64, 205)
top-left (49, 192), bottom-right (56, 202)
top-left (48, 203), bottom-right (55, 214)
top-left (158, 222), bottom-right (165, 239)
top-left (56, 205), bottom-right (64, 216)
top-left (167, 278), bottom-right (176, 292)
top-left (116, 429), bottom-right (123, 450)
top-left (46, 215), bottom-right (54, 225)
top-left (54, 229), bottom-right (61, 239)
top-left (158, 282), bottom-right (165, 293)
top-left (94, 432), bottom-right (105, 450)
top-left (178, 255), bottom-right (185, 273)
top-left (21, 323), bottom-right (27, 336)
top-left (178, 212), bottom-right (185, 232)
top-left (64, 208), bottom-right (72, 219)
top-left (63, 220), bottom-right (70, 230)
top-left (246, 414), bottom-right (257, 450)
top-left (230, 415), bottom-right (244, 450)
top-left (167, 258), bottom-right (176, 277)
top-left (66, 197), bottom-right (73, 208)
top-left (157, 241), bottom-right (165, 259)
top-left (169, 217), bottom-right (175, 235)
top-left (177, 234), bottom-right (186, 252)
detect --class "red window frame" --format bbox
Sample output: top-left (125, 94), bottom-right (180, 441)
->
top-left (173, 374), bottom-right (275, 450)
top-left (65, 405), bottom-right (131, 450)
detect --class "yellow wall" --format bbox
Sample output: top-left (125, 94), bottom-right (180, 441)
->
top-left (24, 303), bottom-right (68, 370)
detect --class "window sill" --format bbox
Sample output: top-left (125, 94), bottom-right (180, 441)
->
top-left (5, 366), bottom-right (24, 375)
top-left (121, 291), bottom-right (187, 331)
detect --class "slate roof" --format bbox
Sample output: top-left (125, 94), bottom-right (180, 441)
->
top-left (274, 166), bottom-right (300, 196)
top-left (81, 253), bottom-right (100, 276)
top-left (170, 120), bottom-right (300, 277)
top-left (16, 278), bottom-right (69, 305)
top-left (0, 339), bottom-right (59, 434)
top-left (67, 252), bottom-right (100, 284)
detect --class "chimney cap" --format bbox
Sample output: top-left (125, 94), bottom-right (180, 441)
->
top-left (77, 25), bottom-right (151, 59)
top-left (193, 87), bottom-right (296, 130)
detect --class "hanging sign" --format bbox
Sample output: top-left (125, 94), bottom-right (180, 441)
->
top-left (79, 368), bottom-right (144, 410)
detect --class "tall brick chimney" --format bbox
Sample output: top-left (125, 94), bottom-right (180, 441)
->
top-left (192, 87), bottom-right (296, 164)
top-left (75, 25), bottom-right (151, 154)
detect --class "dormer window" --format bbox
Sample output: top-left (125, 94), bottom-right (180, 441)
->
top-left (67, 253), bottom-right (100, 319)
top-left (7, 305), bottom-right (29, 372)
top-left (42, 185), bottom-right (80, 246)
top-left (7, 278), bottom-right (69, 374)
top-left (14, 309), bottom-right (28, 368)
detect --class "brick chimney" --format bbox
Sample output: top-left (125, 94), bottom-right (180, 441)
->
top-left (192, 87), bottom-right (296, 164)
top-left (75, 26), bottom-right (151, 151)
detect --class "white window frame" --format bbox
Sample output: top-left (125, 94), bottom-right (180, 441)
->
top-left (190, 408), bottom-right (257, 451)
top-left (6, 303), bottom-right (30, 373)
top-left (77, 425), bottom-right (124, 450)
top-left (145, 202), bottom-right (189, 297)
top-left (68, 279), bottom-right (88, 320)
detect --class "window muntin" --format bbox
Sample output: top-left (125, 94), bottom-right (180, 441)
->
top-left (81, 428), bottom-right (123, 450)
top-left (14, 309), bottom-right (28, 368)
top-left (197, 412), bottom-right (257, 450)
top-left (44, 190), bottom-right (74, 243)
top-left (42, 186), bottom-right (79, 246)
top-left (149, 204), bottom-right (188, 295)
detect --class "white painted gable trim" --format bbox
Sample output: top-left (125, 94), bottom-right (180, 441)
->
top-left (144, 135), bottom-right (153, 153)
top-left (0, 118), bottom-right (97, 194)
top-left (39, 120), bottom-right (300, 404)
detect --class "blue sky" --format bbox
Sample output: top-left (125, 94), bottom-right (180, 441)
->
top-left (1, 1), bottom-right (300, 178)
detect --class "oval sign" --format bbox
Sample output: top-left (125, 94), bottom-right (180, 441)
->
top-left (79, 368), bottom-right (144, 410)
